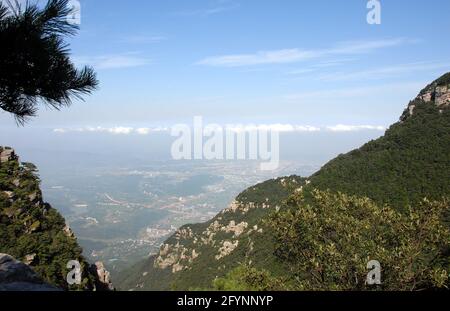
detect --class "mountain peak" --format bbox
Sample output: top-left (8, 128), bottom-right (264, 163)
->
top-left (417, 72), bottom-right (450, 105)
top-left (401, 72), bottom-right (450, 121)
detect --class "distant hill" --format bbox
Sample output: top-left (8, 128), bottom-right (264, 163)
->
top-left (118, 73), bottom-right (450, 290)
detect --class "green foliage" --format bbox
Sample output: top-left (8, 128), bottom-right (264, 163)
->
top-left (0, 157), bottom-right (97, 290)
top-left (310, 100), bottom-right (450, 210)
top-left (0, 0), bottom-right (98, 125)
top-left (237, 176), bottom-right (305, 206)
top-left (213, 265), bottom-right (288, 291)
top-left (266, 190), bottom-right (450, 291)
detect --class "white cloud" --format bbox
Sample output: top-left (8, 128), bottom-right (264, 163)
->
top-left (284, 82), bottom-right (425, 102)
top-left (318, 61), bottom-right (450, 82)
top-left (197, 38), bottom-right (413, 67)
top-left (293, 125), bottom-right (322, 132)
top-left (135, 127), bottom-right (168, 134)
top-left (54, 126), bottom-right (134, 135)
top-left (53, 124), bottom-right (386, 135)
top-left (83, 126), bottom-right (134, 134)
top-left (197, 49), bottom-right (317, 67)
top-left (326, 125), bottom-right (386, 132)
top-left (135, 128), bottom-right (151, 135)
top-left (74, 53), bottom-right (151, 70)
top-left (329, 38), bottom-right (416, 54)
top-left (172, 2), bottom-right (240, 17)
top-left (106, 127), bottom-right (134, 134)
top-left (286, 59), bottom-right (354, 75)
top-left (121, 35), bottom-right (167, 44)
top-left (226, 124), bottom-right (319, 133)
top-left (153, 127), bottom-right (170, 132)
top-left (53, 126), bottom-right (170, 135)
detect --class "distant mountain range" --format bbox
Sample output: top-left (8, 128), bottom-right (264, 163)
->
top-left (117, 72), bottom-right (450, 291)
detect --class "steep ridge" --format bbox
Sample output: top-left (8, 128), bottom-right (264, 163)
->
top-left (118, 72), bottom-right (450, 290)
top-left (0, 148), bottom-right (114, 290)
top-left (308, 72), bottom-right (450, 209)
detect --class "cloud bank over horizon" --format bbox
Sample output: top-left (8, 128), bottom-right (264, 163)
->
top-left (52, 123), bottom-right (387, 135)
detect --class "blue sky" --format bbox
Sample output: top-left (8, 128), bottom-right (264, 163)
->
top-left (1, 0), bottom-right (450, 130)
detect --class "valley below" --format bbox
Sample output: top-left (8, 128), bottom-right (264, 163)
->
top-left (40, 160), bottom-right (318, 277)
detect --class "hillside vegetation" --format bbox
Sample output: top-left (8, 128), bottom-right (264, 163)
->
top-left (0, 148), bottom-right (107, 290)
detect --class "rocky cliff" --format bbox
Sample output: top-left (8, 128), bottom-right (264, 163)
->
top-left (402, 72), bottom-right (450, 120)
top-left (0, 147), bottom-right (114, 291)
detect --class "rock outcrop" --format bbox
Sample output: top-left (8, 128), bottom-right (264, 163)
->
top-left (418, 81), bottom-right (450, 107)
top-left (0, 147), bottom-right (16, 163)
top-left (402, 72), bottom-right (450, 120)
top-left (0, 254), bottom-right (60, 291)
top-left (92, 262), bottom-right (115, 291)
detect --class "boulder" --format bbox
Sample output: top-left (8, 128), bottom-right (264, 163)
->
top-left (0, 254), bottom-right (60, 291)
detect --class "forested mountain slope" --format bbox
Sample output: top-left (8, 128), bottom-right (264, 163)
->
top-left (0, 148), bottom-right (113, 290)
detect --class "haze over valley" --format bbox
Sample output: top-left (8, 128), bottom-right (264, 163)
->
top-left (0, 128), bottom-right (386, 275)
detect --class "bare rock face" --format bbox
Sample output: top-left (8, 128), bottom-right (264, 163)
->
top-left (403, 73), bottom-right (450, 120)
top-left (418, 83), bottom-right (450, 107)
top-left (221, 221), bottom-right (248, 238)
top-left (24, 253), bottom-right (37, 265)
top-left (215, 240), bottom-right (239, 260)
top-left (0, 147), bottom-right (16, 163)
top-left (63, 225), bottom-right (75, 238)
top-left (0, 254), bottom-right (60, 291)
top-left (92, 262), bottom-right (115, 291)
top-left (435, 85), bottom-right (450, 107)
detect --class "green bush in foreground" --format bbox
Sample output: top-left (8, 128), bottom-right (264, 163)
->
top-left (219, 190), bottom-right (449, 291)
top-left (213, 265), bottom-right (288, 291)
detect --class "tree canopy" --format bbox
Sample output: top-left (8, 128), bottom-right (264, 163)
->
top-left (0, 0), bottom-right (97, 125)
top-left (221, 190), bottom-right (449, 291)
